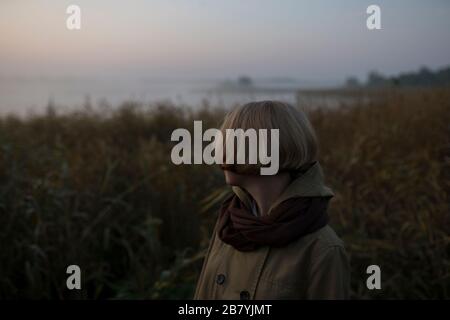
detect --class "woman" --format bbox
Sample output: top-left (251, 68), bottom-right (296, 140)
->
top-left (194, 101), bottom-right (350, 300)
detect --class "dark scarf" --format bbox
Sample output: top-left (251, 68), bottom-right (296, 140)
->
top-left (217, 194), bottom-right (331, 252)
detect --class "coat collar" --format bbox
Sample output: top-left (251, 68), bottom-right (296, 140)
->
top-left (231, 161), bottom-right (334, 216)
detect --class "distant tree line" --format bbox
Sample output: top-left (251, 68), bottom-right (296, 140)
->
top-left (345, 66), bottom-right (450, 88)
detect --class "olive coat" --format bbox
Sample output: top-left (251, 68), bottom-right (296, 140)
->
top-left (194, 162), bottom-right (350, 300)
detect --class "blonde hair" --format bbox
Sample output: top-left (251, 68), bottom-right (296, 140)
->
top-left (220, 100), bottom-right (318, 175)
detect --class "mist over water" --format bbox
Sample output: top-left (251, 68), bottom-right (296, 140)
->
top-left (0, 76), bottom-right (336, 116)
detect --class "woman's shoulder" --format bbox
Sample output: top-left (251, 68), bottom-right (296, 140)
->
top-left (314, 225), bottom-right (345, 248)
top-left (290, 224), bottom-right (346, 254)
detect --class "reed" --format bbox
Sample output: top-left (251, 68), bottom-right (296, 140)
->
top-left (0, 88), bottom-right (448, 299)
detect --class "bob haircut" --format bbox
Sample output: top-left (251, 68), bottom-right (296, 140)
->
top-left (220, 100), bottom-right (318, 175)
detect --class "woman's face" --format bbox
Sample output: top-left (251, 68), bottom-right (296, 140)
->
top-left (223, 170), bottom-right (247, 186)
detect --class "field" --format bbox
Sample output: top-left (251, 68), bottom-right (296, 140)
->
top-left (0, 87), bottom-right (449, 299)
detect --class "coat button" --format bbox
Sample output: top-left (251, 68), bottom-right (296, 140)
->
top-left (216, 274), bottom-right (226, 285)
top-left (240, 290), bottom-right (250, 300)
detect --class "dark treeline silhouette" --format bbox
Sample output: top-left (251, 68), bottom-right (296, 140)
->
top-left (346, 66), bottom-right (450, 88)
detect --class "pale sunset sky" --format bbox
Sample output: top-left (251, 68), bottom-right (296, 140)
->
top-left (1, 0), bottom-right (450, 82)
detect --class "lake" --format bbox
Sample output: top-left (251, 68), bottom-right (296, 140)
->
top-left (0, 77), bottom-right (335, 116)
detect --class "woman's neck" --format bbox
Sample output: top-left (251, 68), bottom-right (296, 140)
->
top-left (241, 172), bottom-right (292, 216)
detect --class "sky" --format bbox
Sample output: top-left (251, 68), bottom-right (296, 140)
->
top-left (1, 0), bottom-right (450, 82)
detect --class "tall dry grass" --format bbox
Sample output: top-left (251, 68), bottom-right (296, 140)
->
top-left (0, 87), bottom-right (448, 299)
